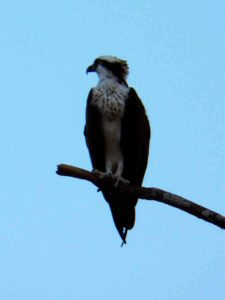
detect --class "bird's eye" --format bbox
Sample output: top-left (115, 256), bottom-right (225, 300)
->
top-left (101, 61), bottom-right (110, 69)
top-left (94, 59), bottom-right (100, 67)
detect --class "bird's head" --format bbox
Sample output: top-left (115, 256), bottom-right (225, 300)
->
top-left (86, 56), bottom-right (129, 83)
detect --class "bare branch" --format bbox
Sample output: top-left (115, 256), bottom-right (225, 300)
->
top-left (56, 164), bottom-right (225, 230)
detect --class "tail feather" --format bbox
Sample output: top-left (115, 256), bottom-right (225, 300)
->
top-left (108, 198), bottom-right (137, 244)
top-left (102, 188), bottom-right (137, 244)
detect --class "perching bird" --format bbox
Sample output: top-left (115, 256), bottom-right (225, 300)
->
top-left (84, 56), bottom-right (150, 244)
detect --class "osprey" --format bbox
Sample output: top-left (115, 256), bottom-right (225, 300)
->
top-left (84, 56), bottom-right (150, 244)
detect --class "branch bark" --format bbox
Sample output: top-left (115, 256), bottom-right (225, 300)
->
top-left (56, 164), bottom-right (225, 230)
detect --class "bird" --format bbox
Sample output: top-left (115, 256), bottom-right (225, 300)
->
top-left (84, 55), bottom-right (150, 245)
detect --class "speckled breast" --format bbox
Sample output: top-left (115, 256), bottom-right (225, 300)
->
top-left (92, 86), bottom-right (129, 120)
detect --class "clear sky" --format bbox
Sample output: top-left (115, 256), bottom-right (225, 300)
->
top-left (1, 1), bottom-right (225, 299)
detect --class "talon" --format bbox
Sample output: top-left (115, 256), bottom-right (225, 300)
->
top-left (93, 169), bottom-right (112, 179)
top-left (113, 175), bottom-right (130, 187)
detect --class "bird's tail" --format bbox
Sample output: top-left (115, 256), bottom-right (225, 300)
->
top-left (108, 199), bottom-right (137, 245)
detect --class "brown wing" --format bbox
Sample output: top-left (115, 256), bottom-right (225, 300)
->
top-left (121, 87), bottom-right (150, 186)
top-left (84, 89), bottom-right (106, 172)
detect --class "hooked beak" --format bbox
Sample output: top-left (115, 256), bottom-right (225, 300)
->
top-left (86, 64), bottom-right (96, 74)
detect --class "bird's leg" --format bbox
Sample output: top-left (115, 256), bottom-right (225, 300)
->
top-left (92, 159), bottom-right (114, 179)
top-left (113, 176), bottom-right (130, 187)
top-left (92, 169), bottom-right (113, 192)
top-left (93, 160), bottom-right (130, 187)
top-left (93, 161), bottom-right (114, 181)
top-left (112, 160), bottom-right (130, 187)
top-left (92, 169), bottom-right (112, 179)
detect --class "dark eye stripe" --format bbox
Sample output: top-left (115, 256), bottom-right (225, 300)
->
top-left (94, 59), bottom-right (110, 67)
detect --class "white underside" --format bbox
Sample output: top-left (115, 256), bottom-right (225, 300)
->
top-left (102, 115), bottom-right (124, 177)
top-left (92, 68), bottom-right (129, 178)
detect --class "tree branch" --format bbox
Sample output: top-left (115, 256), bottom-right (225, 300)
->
top-left (56, 164), bottom-right (225, 230)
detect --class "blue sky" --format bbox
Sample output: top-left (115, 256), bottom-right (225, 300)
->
top-left (1, 1), bottom-right (225, 299)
